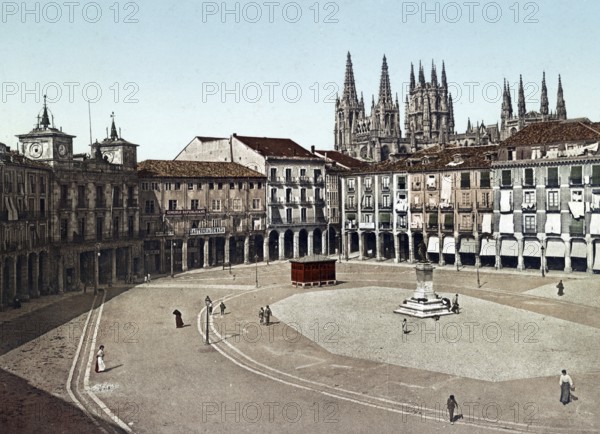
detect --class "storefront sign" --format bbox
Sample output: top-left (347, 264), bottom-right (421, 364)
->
top-left (190, 227), bottom-right (226, 236)
top-left (165, 209), bottom-right (206, 216)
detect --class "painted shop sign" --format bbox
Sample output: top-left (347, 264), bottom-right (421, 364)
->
top-left (189, 227), bottom-right (226, 236)
top-left (165, 209), bottom-right (206, 216)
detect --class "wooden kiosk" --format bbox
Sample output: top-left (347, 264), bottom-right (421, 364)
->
top-left (290, 256), bottom-right (337, 287)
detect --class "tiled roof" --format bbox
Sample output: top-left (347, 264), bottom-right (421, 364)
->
top-left (500, 120), bottom-right (600, 147)
top-left (137, 160), bottom-right (265, 178)
top-left (346, 145), bottom-right (498, 174)
top-left (315, 150), bottom-right (367, 169)
top-left (234, 135), bottom-right (315, 158)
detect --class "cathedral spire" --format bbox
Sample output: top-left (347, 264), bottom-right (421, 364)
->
top-left (556, 74), bottom-right (567, 120)
top-left (431, 60), bottom-right (438, 86)
top-left (409, 63), bottom-right (416, 92)
top-left (518, 75), bottom-right (526, 118)
top-left (110, 112), bottom-right (119, 140)
top-left (418, 61), bottom-right (425, 86)
top-left (540, 72), bottom-right (549, 116)
top-left (441, 61), bottom-right (447, 88)
top-left (40, 95), bottom-right (51, 129)
top-left (342, 52), bottom-right (359, 105)
top-left (448, 93), bottom-right (455, 134)
top-left (378, 55), bottom-right (393, 105)
top-left (467, 117), bottom-right (471, 133)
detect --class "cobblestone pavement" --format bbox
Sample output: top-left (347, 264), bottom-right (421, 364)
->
top-left (1, 261), bottom-right (598, 433)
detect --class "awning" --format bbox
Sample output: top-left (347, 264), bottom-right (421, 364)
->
top-left (546, 239), bottom-right (565, 257)
top-left (459, 238), bottom-right (478, 254)
top-left (568, 202), bottom-right (585, 219)
top-left (442, 237), bottom-right (456, 254)
top-left (545, 214), bottom-right (561, 234)
top-left (411, 214), bottom-right (423, 229)
top-left (480, 238), bottom-right (497, 256)
top-left (379, 213), bottom-right (391, 223)
top-left (346, 213), bottom-right (356, 220)
top-left (481, 214), bottom-right (492, 234)
top-left (594, 241), bottom-right (600, 270)
top-left (499, 214), bottom-right (514, 234)
top-left (591, 214), bottom-right (600, 236)
top-left (500, 190), bottom-right (512, 212)
top-left (428, 236), bottom-right (440, 253)
top-left (571, 240), bottom-right (587, 258)
top-left (523, 239), bottom-right (541, 257)
top-left (501, 239), bottom-right (518, 256)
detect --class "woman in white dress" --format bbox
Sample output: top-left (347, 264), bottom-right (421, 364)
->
top-left (95, 345), bottom-right (106, 373)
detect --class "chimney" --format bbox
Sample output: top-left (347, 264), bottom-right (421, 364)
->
top-left (311, 145), bottom-right (315, 154)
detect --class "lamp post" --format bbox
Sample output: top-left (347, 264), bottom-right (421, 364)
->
top-left (170, 239), bottom-right (176, 278)
top-left (476, 262), bottom-right (481, 288)
top-left (94, 243), bottom-right (100, 295)
top-left (254, 254), bottom-right (259, 288)
top-left (541, 245), bottom-right (545, 277)
top-left (205, 296), bottom-right (211, 344)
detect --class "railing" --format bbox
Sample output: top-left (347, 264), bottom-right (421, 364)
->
top-left (546, 204), bottom-right (560, 212)
top-left (522, 179), bottom-right (535, 188)
top-left (17, 211), bottom-right (47, 220)
top-left (521, 203), bottom-right (536, 212)
top-left (591, 177), bottom-right (600, 187)
top-left (345, 221), bottom-right (357, 229)
top-left (500, 182), bottom-right (512, 189)
top-left (442, 224), bottom-right (454, 232)
top-left (379, 203), bottom-right (392, 210)
top-left (411, 183), bottom-right (422, 191)
top-left (545, 177), bottom-right (560, 187)
top-left (523, 226), bottom-right (537, 235)
top-left (410, 203), bottom-right (423, 211)
top-left (425, 204), bottom-right (438, 211)
top-left (458, 224), bottom-right (473, 232)
top-left (347, 186), bottom-right (355, 192)
top-left (458, 204), bottom-right (473, 212)
top-left (270, 217), bottom-right (327, 226)
top-left (476, 202), bottom-right (493, 211)
top-left (569, 176), bottom-right (584, 186)
top-left (299, 176), bottom-right (311, 184)
top-left (396, 223), bottom-right (408, 231)
top-left (364, 184), bottom-right (373, 192)
top-left (569, 224), bottom-right (584, 236)
top-left (591, 205), bottom-right (600, 213)
top-left (381, 184), bottom-right (390, 191)
top-left (379, 222), bottom-right (391, 230)
top-left (345, 204), bottom-right (357, 211)
top-left (440, 204), bottom-right (454, 212)
top-left (397, 183), bottom-right (407, 190)
top-left (426, 224), bottom-right (438, 231)
top-left (314, 176), bottom-right (324, 185)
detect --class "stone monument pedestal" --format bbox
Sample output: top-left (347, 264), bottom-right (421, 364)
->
top-left (394, 262), bottom-right (454, 318)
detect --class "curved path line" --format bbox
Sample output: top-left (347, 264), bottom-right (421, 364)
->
top-left (196, 290), bottom-right (556, 434)
top-left (82, 289), bottom-right (133, 433)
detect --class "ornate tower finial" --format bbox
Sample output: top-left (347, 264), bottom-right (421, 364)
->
top-left (418, 61), bottom-right (425, 86)
top-left (467, 117), bottom-right (471, 133)
top-left (441, 61), bottom-right (447, 88)
top-left (540, 71), bottom-right (549, 116)
top-left (110, 111), bottom-right (119, 140)
top-left (40, 95), bottom-right (51, 129)
top-left (409, 63), bottom-right (416, 92)
top-left (378, 55), bottom-right (393, 105)
top-left (448, 93), bottom-right (455, 133)
top-left (556, 74), bottom-right (567, 120)
top-left (518, 75), bottom-right (526, 118)
top-left (430, 60), bottom-right (437, 86)
top-left (342, 52), bottom-right (359, 104)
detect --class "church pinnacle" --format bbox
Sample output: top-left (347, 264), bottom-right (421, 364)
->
top-left (540, 72), bottom-right (549, 116)
top-left (518, 75), bottom-right (526, 118)
top-left (378, 55), bottom-right (393, 105)
top-left (556, 74), bottom-right (567, 120)
top-left (40, 95), bottom-right (51, 129)
top-left (342, 52), bottom-right (359, 105)
top-left (110, 112), bottom-right (119, 140)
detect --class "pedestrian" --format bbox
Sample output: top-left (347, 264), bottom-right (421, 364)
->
top-left (13, 296), bottom-right (21, 309)
top-left (402, 318), bottom-right (408, 334)
top-left (557, 280), bottom-right (565, 296)
top-left (447, 395), bottom-right (458, 424)
top-left (95, 345), bottom-right (106, 373)
top-left (208, 301), bottom-right (213, 315)
top-left (219, 301), bottom-right (226, 316)
top-left (265, 305), bottom-right (272, 326)
top-left (144, 275), bottom-right (148, 284)
top-left (259, 307), bottom-right (264, 324)
top-left (147, 273), bottom-right (151, 283)
top-left (559, 369), bottom-right (574, 405)
top-left (173, 309), bottom-right (184, 328)
top-left (451, 294), bottom-right (460, 314)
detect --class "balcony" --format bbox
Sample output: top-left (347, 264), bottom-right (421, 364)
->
top-left (345, 204), bottom-right (357, 211)
top-left (410, 203), bottom-right (423, 212)
top-left (299, 176), bottom-right (311, 184)
top-left (426, 223), bottom-right (438, 232)
top-left (442, 224), bottom-right (454, 232)
top-left (359, 222), bottom-right (375, 230)
top-left (440, 204), bottom-right (454, 212)
top-left (59, 199), bottom-right (71, 210)
top-left (269, 176), bottom-right (283, 184)
top-left (523, 226), bottom-right (537, 235)
top-left (396, 222), bottom-right (408, 231)
top-left (591, 204), bottom-right (600, 213)
top-left (381, 184), bottom-right (390, 192)
top-left (458, 224), bottom-right (473, 233)
top-left (364, 184), bottom-right (373, 192)
top-left (546, 204), bottom-right (560, 212)
top-left (411, 183), bottom-right (422, 191)
top-left (379, 222), bottom-right (392, 230)
top-left (425, 204), bottom-right (438, 212)
top-left (379, 203), bottom-right (392, 210)
top-left (545, 177), bottom-right (560, 187)
top-left (458, 203), bottom-right (473, 212)
top-left (476, 202), bottom-right (493, 211)
top-left (521, 202), bottom-right (536, 212)
top-left (345, 221), bottom-right (357, 229)
top-left (569, 224), bottom-right (584, 236)
top-left (591, 177), bottom-right (600, 187)
top-left (522, 179), bottom-right (536, 188)
top-left (500, 182), bottom-right (513, 189)
top-left (347, 186), bottom-right (355, 193)
top-left (17, 211), bottom-right (46, 220)
top-left (569, 176), bottom-right (584, 187)
top-left (268, 197), bottom-right (283, 206)
top-left (314, 176), bottom-right (324, 185)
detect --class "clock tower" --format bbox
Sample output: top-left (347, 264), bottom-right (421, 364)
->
top-left (18, 96), bottom-right (75, 166)
top-left (91, 112), bottom-right (138, 171)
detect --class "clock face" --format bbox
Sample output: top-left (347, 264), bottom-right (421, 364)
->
top-left (103, 151), bottom-right (114, 163)
top-left (58, 143), bottom-right (68, 157)
top-left (29, 142), bottom-right (43, 158)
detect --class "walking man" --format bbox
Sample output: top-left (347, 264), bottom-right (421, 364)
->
top-left (219, 301), bottom-right (226, 316)
top-left (451, 294), bottom-right (460, 314)
top-left (402, 318), bottom-right (408, 334)
top-left (447, 395), bottom-right (458, 424)
top-left (557, 280), bottom-right (565, 296)
top-left (259, 307), bottom-right (264, 324)
top-left (264, 305), bottom-right (272, 326)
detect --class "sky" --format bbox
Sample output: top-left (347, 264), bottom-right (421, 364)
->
top-left (0, 0), bottom-right (598, 161)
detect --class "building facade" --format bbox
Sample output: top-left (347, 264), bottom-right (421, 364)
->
top-left (176, 134), bottom-right (329, 261)
top-left (138, 160), bottom-right (266, 273)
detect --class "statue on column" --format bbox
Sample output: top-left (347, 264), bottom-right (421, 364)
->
top-left (418, 240), bottom-right (428, 263)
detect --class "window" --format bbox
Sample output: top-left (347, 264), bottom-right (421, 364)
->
top-left (571, 190), bottom-right (583, 202)
top-left (480, 171), bottom-right (490, 188)
top-left (78, 218), bottom-right (85, 239)
top-left (218, 183), bottom-right (223, 190)
top-left (252, 198), bottom-right (260, 209)
top-left (96, 217), bottom-right (103, 240)
top-left (382, 176), bottom-right (390, 189)
top-left (300, 188), bottom-right (307, 202)
top-left (286, 188), bottom-right (292, 203)
top-left (547, 167), bottom-right (559, 186)
top-left (501, 170), bottom-right (512, 186)
top-left (301, 208), bottom-right (307, 222)
top-left (191, 199), bottom-right (199, 210)
top-left (300, 168), bottom-right (306, 177)
top-left (461, 192), bottom-right (470, 206)
top-left (165, 182), bottom-right (172, 190)
top-left (168, 200), bottom-right (177, 210)
top-left (175, 182), bottom-right (181, 190)
top-left (142, 182), bottom-right (149, 191)
top-left (523, 168), bottom-right (534, 186)
top-left (480, 192), bottom-right (490, 208)
top-left (232, 199), bottom-right (241, 211)
top-left (270, 188), bottom-right (277, 201)
top-left (96, 186), bottom-right (104, 207)
top-left (363, 213), bottom-right (372, 223)
top-left (229, 182), bottom-right (235, 189)
top-left (314, 169), bottom-right (322, 183)
top-left (397, 176), bottom-right (406, 190)
top-left (197, 182), bottom-right (203, 190)
top-left (257, 182), bottom-right (262, 189)
top-left (209, 182), bottom-right (214, 190)
top-left (461, 214), bottom-right (471, 229)
top-left (151, 182), bottom-right (159, 191)
top-left (78, 185), bottom-right (86, 207)
top-left (249, 182), bottom-right (254, 189)
top-left (61, 219), bottom-right (68, 241)
top-left (238, 182), bottom-right (243, 190)
top-left (285, 168), bottom-right (292, 182)
top-left (270, 168), bottom-right (277, 182)
top-left (364, 195), bottom-right (373, 208)
top-left (570, 166), bottom-right (583, 185)
top-left (347, 178), bottom-right (355, 191)
top-left (524, 215), bottom-right (536, 232)
top-left (211, 199), bottom-right (221, 211)
top-left (364, 177), bottom-right (372, 190)
top-left (212, 218), bottom-right (221, 227)
top-left (460, 172), bottom-right (470, 189)
top-left (188, 183), bottom-right (194, 190)
top-left (523, 191), bottom-right (536, 204)
top-left (144, 200), bottom-right (155, 214)
top-left (348, 195), bottom-right (355, 208)
top-left (382, 195), bottom-right (390, 207)
top-left (40, 176), bottom-right (46, 195)
top-left (286, 208), bottom-right (292, 223)
top-left (315, 188), bottom-right (321, 201)
top-left (548, 191), bottom-right (559, 208)
top-left (592, 165), bottom-right (600, 185)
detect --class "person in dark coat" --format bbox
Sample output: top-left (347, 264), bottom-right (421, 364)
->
top-left (557, 280), bottom-right (565, 296)
top-left (264, 305), bottom-right (272, 326)
top-left (219, 301), bottom-right (226, 316)
top-left (447, 395), bottom-right (458, 424)
top-left (173, 310), bottom-right (184, 328)
top-left (259, 307), bottom-right (264, 324)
